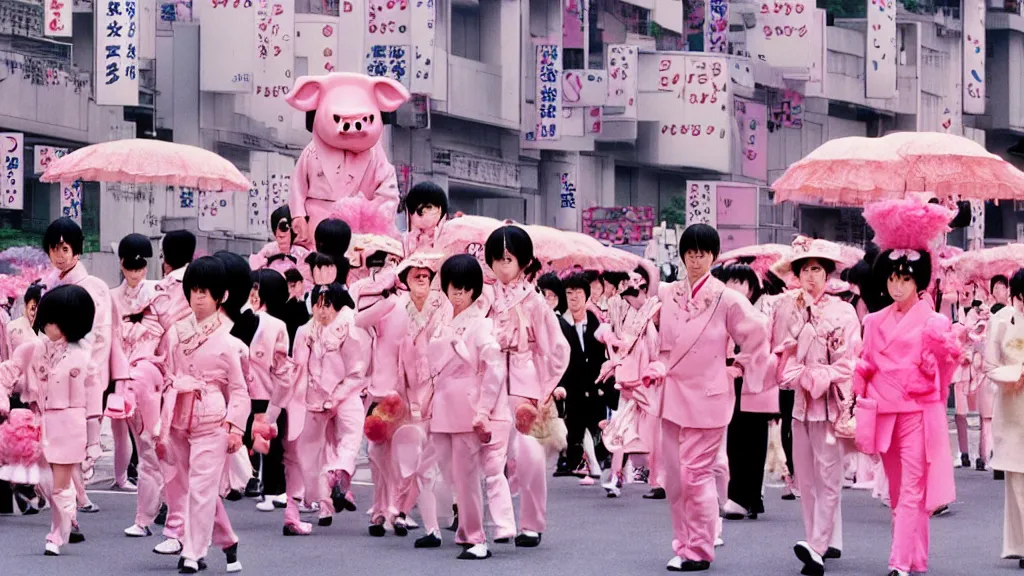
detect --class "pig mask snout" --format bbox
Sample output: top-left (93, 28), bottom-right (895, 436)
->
top-left (333, 113), bottom-right (377, 134)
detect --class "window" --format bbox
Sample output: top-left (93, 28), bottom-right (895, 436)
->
top-left (451, 5), bottom-right (482, 61)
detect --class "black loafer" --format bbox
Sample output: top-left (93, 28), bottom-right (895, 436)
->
top-left (643, 488), bottom-right (667, 500)
top-left (225, 490), bottom-right (243, 502)
top-left (514, 533), bottom-right (541, 548)
top-left (69, 526), bottom-right (85, 543)
top-left (244, 478), bottom-right (263, 498)
top-left (667, 559), bottom-right (711, 572)
top-left (368, 522), bottom-right (386, 537)
top-left (414, 533), bottom-right (441, 548)
top-left (317, 516), bottom-right (332, 527)
top-left (824, 547), bottom-right (841, 559)
top-left (176, 557), bottom-right (207, 572)
top-left (331, 485), bottom-right (356, 512)
top-left (456, 547), bottom-right (491, 560)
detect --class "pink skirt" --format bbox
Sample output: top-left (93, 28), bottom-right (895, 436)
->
top-left (42, 408), bottom-right (87, 465)
top-left (603, 400), bottom-right (651, 454)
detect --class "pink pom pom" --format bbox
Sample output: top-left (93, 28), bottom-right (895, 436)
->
top-left (363, 415), bottom-right (391, 443)
top-left (862, 199), bottom-right (954, 252)
top-left (0, 409), bottom-right (42, 466)
top-left (331, 197), bottom-right (398, 238)
top-left (514, 402), bottom-right (539, 434)
top-left (376, 393), bottom-right (407, 422)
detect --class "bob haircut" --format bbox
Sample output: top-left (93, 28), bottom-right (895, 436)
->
top-left (874, 249), bottom-right (932, 293)
top-left (365, 250), bottom-right (389, 269)
top-left (314, 218), bottom-right (352, 284)
top-left (405, 181), bottom-right (449, 218)
top-left (311, 282), bottom-right (354, 311)
top-left (43, 217), bottom-right (84, 256)
top-left (536, 272), bottom-right (567, 314)
top-left (440, 254), bottom-right (484, 301)
top-left (1010, 269), bottom-right (1024, 302)
top-left (601, 271), bottom-right (630, 290)
top-left (484, 226), bottom-right (542, 279)
top-left (34, 284), bottom-right (95, 343)
top-left (118, 233), bottom-right (153, 271)
top-left (992, 274), bottom-right (1010, 293)
top-left (182, 256), bottom-right (228, 305)
top-left (720, 264), bottom-right (763, 304)
top-left (270, 205), bottom-right (295, 242)
top-left (24, 283), bottom-right (44, 306)
top-left (792, 257), bottom-right (837, 278)
top-left (679, 223), bottom-right (721, 260)
top-left (252, 268), bottom-right (289, 320)
top-left (283, 268), bottom-right (304, 285)
top-left (214, 251), bottom-right (254, 320)
top-left (162, 230), bottom-right (196, 270)
top-left (562, 272), bottom-right (591, 301)
top-left (619, 266), bottom-right (652, 299)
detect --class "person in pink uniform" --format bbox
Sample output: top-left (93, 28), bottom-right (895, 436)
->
top-left (293, 282), bottom-right (369, 528)
top-left (656, 224), bottom-right (775, 573)
top-left (45, 218), bottom-right (132, 507)
top-left (403, 181), bottom-right (448, 257)
top-left (484, 226), bottom-right (570, 548)
top-left (597, 268), bottom-right (664, 499)
top-left (771, 238), bottom-right (861, 576)
top-left (154, 230), bottom-right (198, 331)
top-left (948, 283), bottom-right (984, 469)
top-left (855, 247), bottom-right (958, 576)
top-left (249, 206), bottom-right (312, 288)
top-left (428, 254), bottom-right (510, 559)
top-left (155, 256), bottom-right (250, 574)
top-left (112, 234), bottom-right (172, 539)
top-left (5, 283), bottom-right (42, 356)
top-left (0, 285), bottom-right (94, 556)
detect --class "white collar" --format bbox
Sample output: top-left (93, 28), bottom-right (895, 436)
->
top-left (168, 266), bottom-right (187, 281)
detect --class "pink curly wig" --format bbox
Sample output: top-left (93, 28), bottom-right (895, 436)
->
top-left (863, 199), bottom-right (953, 252)
top-left (0, 409), bottom-right (43, 466)
top-left (330, 197), bottom-right (399, 238)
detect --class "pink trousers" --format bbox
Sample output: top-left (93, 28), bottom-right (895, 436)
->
top-left (113, 419), bottom-right (132, 486)
top-left (792, 420), bottom-right (844, 555)
top-left (661, 420), bottom-right (725, 563)
top-left (880, 412), bottom-right (930, 574)
top-left (167, 425), bottom-right (238, 562)
top-left (281, 436), bottom-right (307, 528)
top-left (368, 439), bottom-right (398, 522)
top-left (392, 422), bottom-right (443, 535)
top-left (296, 396), bottom-right (365, 512)
top-left (482, 420), bottom-right (516, 540)
top-left (121, 364), bottom-right (164, 526)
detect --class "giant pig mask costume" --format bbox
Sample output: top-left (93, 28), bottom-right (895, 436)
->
top-left (285, 73), bottom-right (411, 246)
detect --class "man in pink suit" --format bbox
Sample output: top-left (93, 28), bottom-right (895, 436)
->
top-left (656, 224), bottom-right (776, 572)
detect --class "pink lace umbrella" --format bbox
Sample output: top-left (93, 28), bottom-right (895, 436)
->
top-left (40, 139), bottom-right (251, 192)
top-left (716, 244), bottom-right (791, 279)
top-left (940, 244), bottom-right (1024, 295)
top-left (772, 132), bottom-right (1024, 205)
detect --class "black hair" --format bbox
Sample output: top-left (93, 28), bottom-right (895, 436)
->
top-left (679, 224), bottom-right (721, 259)
top-left (484, 226), bottom-right (542, 280)
top-left (162, 230), bottom-right (196, 270)
top-left (314, 218), bottom-right (352, 284)
top-left (536, 272), bottom-right (567, 314)
top-left (24, 283), bottom-right (44, 306)
top-left (365, 250), bottom-right (389, 269)
top-left (34, 284), bottom-right (94, 343)
top-left (761, 271), bottom-right (786, 297)
top-left (849, 243), bottom-right (891, 313)
top-left (562, 272), bottom-right (591, 300)
top-left (440, 254), bottom-right (484, 301)
top-left (582, 270), bottom-right (601, 285)
top-left (1010, 269), bottom-right (1024, 302)
top-left (182, 256), bottom-right (227, 306)
top-left (252, 269), bottom-right (289, 321)
top-left (270, 205), bottom-right (295, 243)
top-left (43, 217), bottom-right (84, 256)
top-left (601, 271), bottom-right (630, 289)
top-left (305, 251), bottom-right (336, 271)
top-left (992, 274), bottom-right (1010, 293)
top-left (284, 268), bottom-right (304, 285)
top-left (874, 249), bottom-right (933, 294)
top-left (404, 181), bottom-right (448, 218)
top-left (311, 282), bottom-right (354, 311)
top-left (213, 251), bottom-right (254, 322)
top-left (118, 233), bottom-right (153, 271)
top-left (792, 257), bottom-right (837, 278)
top-left (720, 264), bottom-right (763, 304)
top-left (619, 266), bottom-right (652, 299)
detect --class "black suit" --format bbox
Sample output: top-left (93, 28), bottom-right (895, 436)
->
top-left (559, 309), bottom-right (612, 471)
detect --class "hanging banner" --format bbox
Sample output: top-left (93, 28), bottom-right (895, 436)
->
top-left (562, 70), bottom-right (606, 107)
top-left (747, 0), bottom-right (814, 68)
top-left (197, 0), bottom-right (255, 93)
top-left (556, 160), bottom-right (579, 231)
top-left (157, 0), bottom-right (192, 32)
top-left (247, 151), bottom-right (270, 236)
top-left (367, 0), bottom-right (410, 42)
top-left (771, 89), bottom-right (804, 128)
top-left (365, 44), bottom-right (410, 88)
top-left (704, 0), bottom-right (728, 53)
top-left (656, 55), bottom-right (731, 173)
top-left (686, 181), bottom-right (718, 227)
top-left (60, 180), bottom-right (83, 224)
top-left (535, 41), bottom-right (562, 141)
top-left (197, 190), bottom-right (235, 232)
top-left (582, 206), bottom-right (654, 245)
top-left (866, 0), bottom-right (896, 99)
top-left (606, 44), bottom-right (638, 118)
top-left (0, 134), bottom-right (23, 211)
top-left (33, 146), bottom-right (69, 175)
top-left (562, 0), bottom-right (585, 49)
top-left (963, 0), bottom-right (985, 114)
top-left (44, 0), bottom-right (72, 37)
top-left (252, 0), bottom-right (295, 130)
top-left (268, 153), bottom-right (294, 211)
top-left (734, 98), bottom-right (767, 181)
top-left (95, 0), bottom-right (140, 106)
top-left (410, 0), bottom-right (435, 95)
top-left (716, 185), bottom-right (758, 226)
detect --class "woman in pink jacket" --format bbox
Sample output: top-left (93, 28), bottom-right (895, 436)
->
top-left (0, 285), bottom-right (94, 556)
top-left (484, 226), bottom-right (570, 548)
top-left (771, 238), bottom-right (861, 576)
top-left (5, 283), bottom-right (42, 357)
top-left (657, 224), bottom-right (775, 572)
top-left (156, 256), bottom-right (251, 574)
top-left (854, 200), bottom-right (959, 576)
top-left (112, 234), bottom-right (171, 539)
top-left (293, 282), bottom-right (369, 529)
top-left (249, 206), bottom-right (311, 288)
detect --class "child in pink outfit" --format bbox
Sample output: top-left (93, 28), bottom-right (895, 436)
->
top-left (0, 285), bottom-right (95, 556)
top-left (484, 226), bottom-right (570, 549)
top-left (249, 206), bottom-right (312, 289)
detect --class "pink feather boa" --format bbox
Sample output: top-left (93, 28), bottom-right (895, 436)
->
top-left (0, 409), bottom-right (43, 466)
top-left (862, 199), bottom-right (953, 252)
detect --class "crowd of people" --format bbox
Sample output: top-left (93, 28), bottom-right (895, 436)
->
top-left (0, 187), bottom-right (1021, 576)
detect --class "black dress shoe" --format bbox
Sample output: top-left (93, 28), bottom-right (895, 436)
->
top-left (514, 532), bottom-right (541, 547)
top-left (368, 521), bottom-right (386, 537)
top-left (69, 526), bottom-right (85, 543)
top-left (824, 547), bottom-right (842, 559)
top-left (553, 467), bottom-right (574, 478)
top-left (456, 546), bottom-right (491, 560)
top-left (668, 559), bottom-right (711, 572)
top-left (414, 533), bottom-right (442, 548)
top-left (494, 537), bottom-right (511, 543)
top-left (225, 490), bottom-right (243, 502)
top-left (961, 454), bottom-right (971, 468)
top-left (330, 485), bottom-right (356, 512)
top-left (317, 516), bottom-right (332, 527)
top-left (932, 504), bottom-right (950, 517)
top-left (996, 470), bottom-right (1006, 480)
top-left (223, 543), bottom-right (239, 571)
top-left (643, 488), bottom-right (667, 500)
top-left (155, 503), bottom-right (168, 525)
top-left (244, 478), bottom-right (263, 498)
top-left (176, 557), bottom-right (207, 572)
top-left (977, 458), bottom-right (987, 471)
top-left (393, 513), bottom-right (409, 537)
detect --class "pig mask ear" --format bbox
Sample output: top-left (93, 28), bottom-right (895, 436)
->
top-left (286, 76), bottom-right (324, 112)
top-left (372, 78), bottom-right (411, 112)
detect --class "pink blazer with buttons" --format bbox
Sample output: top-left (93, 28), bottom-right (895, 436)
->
top-left (394, 291), bottom-right (449, 422)
top-left (0, 339), bottom-right (90, 413)
top-left (303, 308), bottom-right (369, 412)
top-left (247, 311), bottom-right (295, 403)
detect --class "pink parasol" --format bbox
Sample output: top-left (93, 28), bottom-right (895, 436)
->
top-left (940, 244), bottom-right (1024, 295)
top-left (41, 139), bottom-right (251, 192)
top-left (716, 243), bottom-right (791, 280)
top-left (772, 132), bottom-right (1024, 205)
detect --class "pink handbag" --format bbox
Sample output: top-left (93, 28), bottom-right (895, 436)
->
top-left (853, 397), bottom-right (878, 455)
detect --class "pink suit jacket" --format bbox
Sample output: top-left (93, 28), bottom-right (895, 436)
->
top-left (277, 322), bottom-right (313, 441)
top-left (5, 316), bottom-right (36, 360)
top-left (247, 311), bottom-right (296, 403)
top-left (393, 291), bottom-right (449, 421)
top-left (0, 339), bottom-right (90, 413)
top-left (351, 272), bottom-right (410, 401)
top-left (429, 304), bottom-right (508, 434)
top-left (303, 308), bottom-right (369, 412)
top-left (112, 281), bottom-right (168, 371)
top-left (656, 274), bottom-right (776, 430)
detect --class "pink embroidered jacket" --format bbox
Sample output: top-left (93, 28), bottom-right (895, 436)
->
top-left (249, 242), bottom-right (312, 288)
top-left (112, 281), bottom-right (168, 372)
top-left (0, 339), bottom-right (90, 415)
top-left (772, 292), bottom-right (861, 423)
top-left (597, 296), bottom-right (663, 416)
top-left (299, 308), bottom-right (369, 412)
top-left (656, 273), bottom-right (775, 430)
top-left (429, 303), bottom-right (507, 433)
top-left (247, 311), bottom-right (296, 403)
top-left (159, 314), bottom-right (250, 439)
top-left (394, 291), bottom-right (449, 423)
top-left (154, 266), bottom-right (191, 333)
top-left (489, 279), bottom-right (570, 402)
top-left (56, 261), bottom-right (130, 418)
top-left (5, 316), bottom-right (36, 360)
top-left (351, 271), bottom-right (409, 401)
